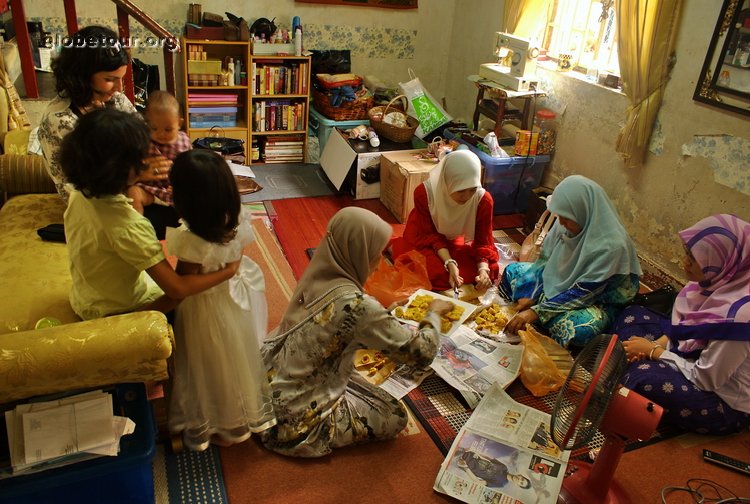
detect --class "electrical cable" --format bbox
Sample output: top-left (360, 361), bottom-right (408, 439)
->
top-left (660, 478), bottom-right (749, 504)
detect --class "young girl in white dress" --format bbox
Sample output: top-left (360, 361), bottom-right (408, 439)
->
top-left (166, 149), bottom-right (276, 451)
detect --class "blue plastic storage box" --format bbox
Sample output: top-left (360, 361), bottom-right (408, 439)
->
top-left (0, 383), bottom-right (156, 504)
top-left (443, 128), bottom-right (550, 215)
top-left (309, 105), bottom-right (370, 153)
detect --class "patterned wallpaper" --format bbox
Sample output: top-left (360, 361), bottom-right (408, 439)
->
top-left (31, 17), bottom-right (416, 59)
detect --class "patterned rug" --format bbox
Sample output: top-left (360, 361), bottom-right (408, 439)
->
top-left (404, 374), bottom-right (681, 461)
top-left (153, 444), bottom-right (228, 504)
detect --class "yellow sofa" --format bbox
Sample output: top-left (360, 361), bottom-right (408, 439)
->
top-left (0, 157), bottom-right (174, 404)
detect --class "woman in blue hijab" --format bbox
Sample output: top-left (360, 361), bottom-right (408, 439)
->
top-left (500, 175), bottom-right (641, 347)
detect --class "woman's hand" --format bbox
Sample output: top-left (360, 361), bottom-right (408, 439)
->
top-left (428, 299), bottom-right (455, 317)
top-left (622, 336), bottom-right (655, 363)
top-left (447, 262), bottom-right (463, 289)
top-left (387, 297), bottom-right (410, 312)
top-left (514, 298), bottom-right (534, 311)
top-left (505, 308), bottom-right (538, 334)
top-left (142, 156), bottom-right (172, 183)
top-left (475, 269), bottom-right (492, 291)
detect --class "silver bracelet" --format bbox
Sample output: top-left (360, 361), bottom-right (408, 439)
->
top-left (444, 258), bottom-right (458, 271)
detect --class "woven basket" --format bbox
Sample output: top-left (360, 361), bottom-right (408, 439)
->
top-left (368, 95), bottom-right (419, 143)
top-left (311, 88), bottom-right (374, 121)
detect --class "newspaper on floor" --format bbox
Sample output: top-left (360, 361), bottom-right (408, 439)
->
top-left (431, 325), bottom-right (524, 408)
top-left (353, 347), bottom-right (433, 399)
top-left (434, 383), bottom-right (569, 504)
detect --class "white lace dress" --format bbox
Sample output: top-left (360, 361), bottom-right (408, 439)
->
top-left (166, 213), bottom-right (276, 450)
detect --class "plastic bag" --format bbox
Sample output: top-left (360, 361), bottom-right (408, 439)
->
top-left (518, 325), bottom-right (573, 397)
top-left (364, 250), bottom-right (432, 307)
top-left (399, 69), bottom-right (452, 139)
top-left (519, 210), bottom-right (557, 263)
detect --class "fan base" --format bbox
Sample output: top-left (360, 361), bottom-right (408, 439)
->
top-left (558, 460), bottom-right (631, 504)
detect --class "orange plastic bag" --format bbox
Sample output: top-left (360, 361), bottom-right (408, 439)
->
top-left (518, 325), bottom-right (573, 397)
top-left (364, 250), bottom-right (432, 307)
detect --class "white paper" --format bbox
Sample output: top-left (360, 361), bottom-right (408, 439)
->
top-left (22, 394), bottom-right (115, 464)
top-left (430, 325), bottom-right (524, 408)
top-left (434, 384), bottom-right (569, 504)
top-left (228, 161), bottom-right (255, 178)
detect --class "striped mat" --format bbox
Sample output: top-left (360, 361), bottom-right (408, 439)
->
top-left (153, 445), bottom-right (228, 504)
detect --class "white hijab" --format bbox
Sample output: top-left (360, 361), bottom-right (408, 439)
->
top-left (424, 150), bottom-right (485, 241)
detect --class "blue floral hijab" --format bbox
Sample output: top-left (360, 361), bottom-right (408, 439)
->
top-left (542, 175), bottom-right (641, 298)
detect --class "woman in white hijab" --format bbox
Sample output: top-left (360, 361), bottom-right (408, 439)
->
top-left (501, 175), bottom-right (641, 348)
top-left (261, 207), bottom-right (452, 457)
top-left (390, 150), bottom-right (499, 291)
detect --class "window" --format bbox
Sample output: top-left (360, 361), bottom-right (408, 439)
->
top-left (543, 0), bottom-right (619, 76)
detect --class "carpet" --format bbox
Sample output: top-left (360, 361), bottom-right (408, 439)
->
top-left (152, 444), bottom-right (228, 504)
top-left (404, 374), bottom-right (681, 461)
top-left (240, 164), bottom-right (336, 203)
top-left (267, 195), bottom-right (403, 279)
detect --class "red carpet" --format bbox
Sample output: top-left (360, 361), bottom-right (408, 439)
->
top-left (266, 195), bottom-right (404, 279)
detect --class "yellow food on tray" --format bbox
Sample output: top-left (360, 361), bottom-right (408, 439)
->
top-left (396, 293), bottom-right (465, 333)
top-left (473, 303), bottom-right (513, 334)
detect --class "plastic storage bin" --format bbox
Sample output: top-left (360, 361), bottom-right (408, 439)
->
top-left (0, 383), bottom-right (156, 504)
top-left (309, 105), bottom-right (369, 154)
top-left (444, 128), bottom-right (550, 215)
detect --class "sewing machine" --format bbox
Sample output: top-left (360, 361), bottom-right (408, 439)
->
top-left (479, 32), bottom-right (540, 91)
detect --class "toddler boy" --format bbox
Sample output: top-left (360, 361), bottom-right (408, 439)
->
top-left (128, 91), bottom-right (191, 213)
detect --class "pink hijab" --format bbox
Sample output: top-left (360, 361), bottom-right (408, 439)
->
top-left (673, 214), bottom-right (750, 352)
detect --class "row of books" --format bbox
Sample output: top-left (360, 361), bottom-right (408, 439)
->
top-left (251, 62), bottom-right (309, 96)
top-left (262, 136), bottom-right (304, 164)
top-left (252, 101), bottom-right (305, 132)
top-left (187, 93), bottom-right (240, 127)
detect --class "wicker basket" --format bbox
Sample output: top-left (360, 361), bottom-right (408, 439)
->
top-left (311, 88), bottom-right (374, 121)
top-left (368, 95), bottom-right (419, 143)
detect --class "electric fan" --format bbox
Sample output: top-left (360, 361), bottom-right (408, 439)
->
top-left (550, 334), bottom-right (664, 504)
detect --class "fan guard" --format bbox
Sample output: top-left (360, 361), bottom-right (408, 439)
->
top-left (551, 334), bottom-right (627, 450)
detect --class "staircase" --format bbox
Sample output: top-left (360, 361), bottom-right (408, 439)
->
top-left (10, 0), bottom-right (178, 101)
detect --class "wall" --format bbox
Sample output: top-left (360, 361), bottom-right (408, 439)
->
top-left (26, 0), bottom-right (457, 103)
top-left (26, 0), bottom-right (750, 280)
top-left (447, 0), bottom-right (750, 281)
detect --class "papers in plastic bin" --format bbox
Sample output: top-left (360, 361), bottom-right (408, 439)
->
top-left (227, 161), bottom-right (255, 178)
top-left (5, 390), bottom-right (136, 474)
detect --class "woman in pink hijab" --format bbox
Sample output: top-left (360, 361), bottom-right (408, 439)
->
top-left (614, 214), bottom-right (750, 435)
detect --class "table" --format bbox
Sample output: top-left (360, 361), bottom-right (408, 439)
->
top-left (468, 75), bottom-right (546, 137)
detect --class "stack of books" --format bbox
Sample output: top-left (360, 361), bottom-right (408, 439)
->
top-left (188, 93), bottom-right (240, 128)
top-left (252, 101), bottom-right (305, 132)
top-left (263, 136), bottom-right (305, 163)
top-left (2, 390), bottom-right (135, 478)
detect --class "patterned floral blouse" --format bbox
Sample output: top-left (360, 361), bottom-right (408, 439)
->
top-left (261, 290), bottom-right (440, 449)
top-left (38, 93), bottom-right (137, 201)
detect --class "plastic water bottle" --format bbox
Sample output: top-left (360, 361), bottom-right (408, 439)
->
top-left (294, 27), bottom-right (303, 56)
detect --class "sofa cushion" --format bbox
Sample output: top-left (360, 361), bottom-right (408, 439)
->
top-left (0, 193), bottom-right (77, 333)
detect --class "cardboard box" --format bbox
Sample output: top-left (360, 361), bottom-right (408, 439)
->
top-left (380, 152), bottom-right (436, 223)
top-left (320, 129), bottom-right (426, 200)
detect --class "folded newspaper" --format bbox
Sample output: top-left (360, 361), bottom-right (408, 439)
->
top-left (434, 383), bottom-right (569, 504)
top-left (431, 325), bottom-right (524, 408)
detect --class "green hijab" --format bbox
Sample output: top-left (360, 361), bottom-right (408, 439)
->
top-left (542, 175), bottom-right (641, 298)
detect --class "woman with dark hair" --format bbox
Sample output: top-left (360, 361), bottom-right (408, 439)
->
top-left (61, 108), bottom-right (239, 320)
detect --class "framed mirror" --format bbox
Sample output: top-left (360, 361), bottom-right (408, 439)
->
top-left (693, 0), bottom-right (750, 117)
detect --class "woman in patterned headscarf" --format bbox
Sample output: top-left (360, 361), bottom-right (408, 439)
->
top-left (616, 214), bottom-right (750, 435)
top-left (501, 175), bottom-right (642, 347)
top-left (389, 150), bottom-right (499, 292)
top-left (261, 207), bottom-right (452, 457)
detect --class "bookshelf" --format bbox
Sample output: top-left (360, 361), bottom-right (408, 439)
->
top-left (182, 39), bottom-right (251, 159)
top-left (249, 54), bottom-right (311, 164)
